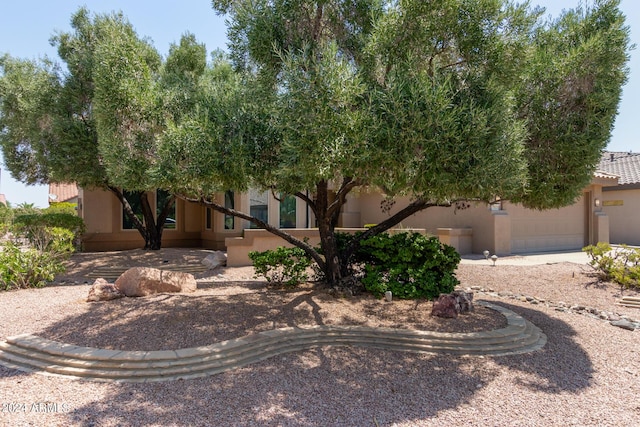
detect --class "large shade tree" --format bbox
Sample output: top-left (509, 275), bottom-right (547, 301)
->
top-left (0, 8), bottom-right (203, 249)
top-left (156, 0), bottom-right (630, 286)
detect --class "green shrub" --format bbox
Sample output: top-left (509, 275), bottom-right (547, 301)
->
top-left (583, 243), bottom-right (640, 289)
top-left (249, 246), bottom-right (312, 288)
top-left (43, 202), bottom-right (77, 215)
top-left (352, 232), bottom-right (460, 300)
top-left (0, 238), bottom-right (71, 290)
top-left (0, 204), bottom-right (13, 235)
top-left (13, 213), bottom-right (85, 250)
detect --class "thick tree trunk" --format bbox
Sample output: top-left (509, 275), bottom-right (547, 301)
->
top-left (139, 192), bottom-right (160, 250)
top-left (108, 187), bottom-right (175, 251)
top-left (314, 180), bottom-right (345, 286)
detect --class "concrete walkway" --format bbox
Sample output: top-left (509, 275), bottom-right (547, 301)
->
top-left (0, 302), bottom-right (546, 383)
top-left (460, 250), bottom-right (590, 266)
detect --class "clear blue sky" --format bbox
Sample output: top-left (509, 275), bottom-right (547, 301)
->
top-left (0, 0), bottom-right (638, 207)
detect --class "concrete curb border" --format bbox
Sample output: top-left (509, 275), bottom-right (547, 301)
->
top-left (0, 302), bottom-right (546, 383)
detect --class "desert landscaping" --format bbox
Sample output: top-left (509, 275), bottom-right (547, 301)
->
top-left (1, 249), bottom-right (638, 426)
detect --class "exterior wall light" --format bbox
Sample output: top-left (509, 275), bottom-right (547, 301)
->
top-left (594, 198), bottom-right (601, 207)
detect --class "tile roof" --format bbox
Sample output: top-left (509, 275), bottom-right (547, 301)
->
top-left (599, 151), bottom-right (640, 186)
top-left (48, 183), bottom-right (79, 204)
top-left (593, 170), bottom-right (619, 181)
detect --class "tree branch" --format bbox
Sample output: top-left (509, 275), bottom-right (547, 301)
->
top-left (342, 198), bottom-right (457, 263)
top-left (108, 186), bottom-right (145, 236)
top-left (177, 193), bottom-right (325, 270)
top-left (326, 177), bottom-right (359, 222)
top-left (155, 194), bottom-right (177, 232)
top-left (294, 191), bottom-right (315, 209)
top-left (439, 59), bottom-right (467, 71)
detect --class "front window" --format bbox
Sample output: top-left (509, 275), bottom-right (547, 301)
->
top-left (122, 189), bottom-right (176, 230)
top-left (122, 190), bottom-right (143, 230)
top-left (279, 194), bottom-right (296, 228)
top-left (205, 208), bottom-right (212, 230)
top-left (225, 190), bottom-right (235, 230)
top-left (249, 189), bottom-right (269, 228)
top-left (157, 189), bottom-right (176, 229)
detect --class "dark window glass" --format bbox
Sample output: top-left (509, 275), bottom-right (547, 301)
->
top-left (205, 207), bottom-right (212, 230)
top-left (279, 194), bottom-right (296, 228)
top-left (122, 190), bottom-right (143, 230)
top-left (157, 189), bottom-right (176, 229)
top-left (224, 191), bottom-right (234, 230)
top-left (249, 189), bottom-right (268, 228)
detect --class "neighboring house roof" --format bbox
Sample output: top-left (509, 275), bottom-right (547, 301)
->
top-left (593, 170), bottom-right (619, 180)
top-left (48, 183), bottom-right (79, 204)
top-left (599, 151), bottom-right (640, 189)
top-left (0, 194), bottom-right (6, 206)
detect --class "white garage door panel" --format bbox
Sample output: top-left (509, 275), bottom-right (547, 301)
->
top-left (510, 198), bottom-right (585, 253)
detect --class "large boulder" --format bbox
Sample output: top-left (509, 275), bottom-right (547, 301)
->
top-left (87, 278), bottom-right (125, 302)
top-left (115, 267), bottom-right (197, 297)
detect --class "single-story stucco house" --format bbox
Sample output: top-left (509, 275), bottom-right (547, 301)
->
top-left (69, 153), bottom-right (629, 265)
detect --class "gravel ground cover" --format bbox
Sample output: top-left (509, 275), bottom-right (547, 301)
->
top-left (0, 249), bottom-right (639, 426)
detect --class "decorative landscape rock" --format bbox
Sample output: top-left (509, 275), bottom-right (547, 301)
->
top-left (202, 251), bottom-right (227, 269)
top-left (431, 294), bottom-right (459, 318)
top-left (87, 278), bottom-right (125, 302)
top-left (610, 319), bottom-right (637, 331)
top-left (114, 267), bottom-right (197, 297)
top-left (452, 290), bottom-right (474, 313)
top-left (432, 290), bottom-right (474, 318)
top-left (459, 285), bottom-right (640, 331)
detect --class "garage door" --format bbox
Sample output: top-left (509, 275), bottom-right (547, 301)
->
top-left (510, 196), bottom-right (586, 254)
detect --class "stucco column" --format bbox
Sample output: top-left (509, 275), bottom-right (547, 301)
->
top-left (593, 212), bottom-right (610, 244)
top-left (492, 211), bottom-right (511, 255)
top-left (589, 184), bottom-right (610, 245)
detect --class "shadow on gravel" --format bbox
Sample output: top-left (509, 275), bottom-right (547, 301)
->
top-left (36, 285), bottom-right (311, 351)
top-left (488, 301), bottom-right (594, 393)
top-left (14, 294), bottom-right (594, 426)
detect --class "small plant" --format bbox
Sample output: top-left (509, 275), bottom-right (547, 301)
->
top-left (249, 246), bottom-right (312, 288)
top-left (583, 243), bottom-right (640, 290)
top-left (0, 237), bottom-right (71, 290)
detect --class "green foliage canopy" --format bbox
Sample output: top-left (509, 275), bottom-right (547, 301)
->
top-left (151, 0), bottom-right (633, 284)
top-left (157, 0), bottom-right (630, 210)
top-left (0, 8), bottom-right (200, 249)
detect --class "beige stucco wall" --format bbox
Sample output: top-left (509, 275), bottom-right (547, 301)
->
top-left (357, 187), bottom-right (605, 255)
top-left (603, 188), bottom-right (640, 246)
top-left (79, 179), bottom-right (612, 255)
top-left (78, 188), bottom-right (113, 234)
top-left (357, 193), bottom-right (505, 254)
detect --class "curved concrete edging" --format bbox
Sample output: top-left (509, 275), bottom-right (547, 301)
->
top-left (0, 301), bottom-right (546, 383)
